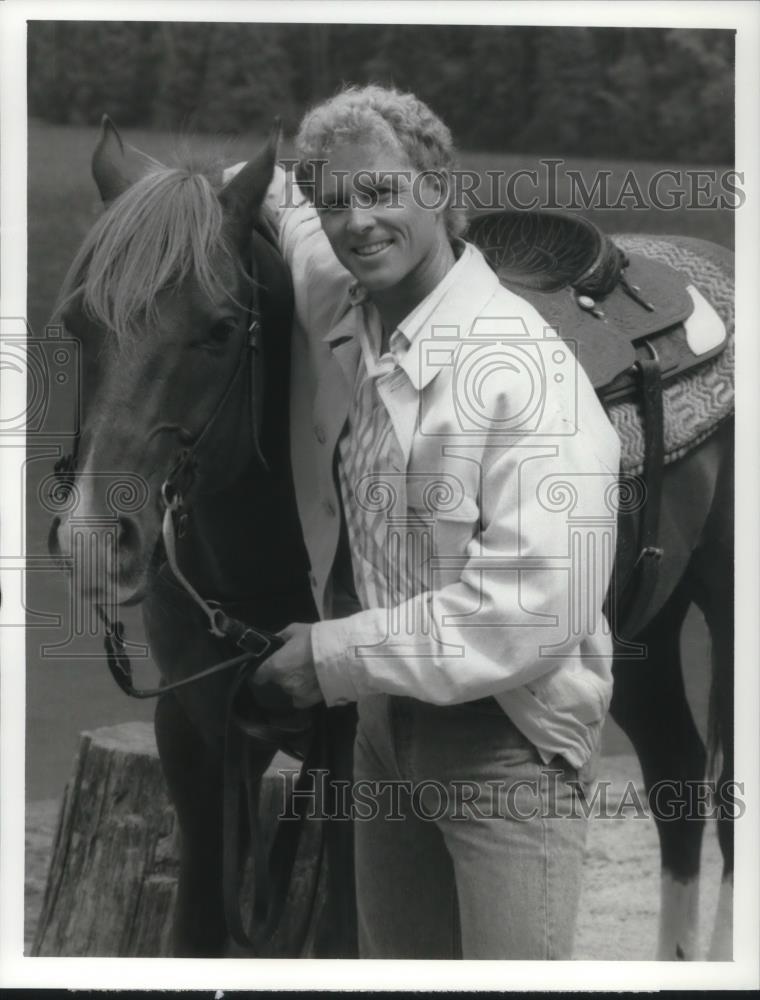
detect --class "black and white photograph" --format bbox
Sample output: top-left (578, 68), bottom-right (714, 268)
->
top-left (1, 0), bottom-right (758, 991)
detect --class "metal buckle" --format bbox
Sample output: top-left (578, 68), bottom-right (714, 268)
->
top-left (237, 626), bottom-right (278, 659)
top-left (207, 602), bottom-right (227, 638)
top-left (161, 478), bottom-right (181, 511)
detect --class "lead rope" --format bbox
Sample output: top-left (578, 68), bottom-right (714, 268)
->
top-left (92, 486), bottom-right (282, 700)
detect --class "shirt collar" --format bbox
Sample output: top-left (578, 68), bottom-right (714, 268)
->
top-left (395, 238), bottom-right (469, 348)
top-left (398, 242), bottom-right (501, 391)
top-left (324, 239), bottom-right (502, 392)
top-left (343, 237), bottom-right (470, 368)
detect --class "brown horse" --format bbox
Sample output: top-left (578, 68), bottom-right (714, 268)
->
top-left (48, 121), bottom-right (733, 960)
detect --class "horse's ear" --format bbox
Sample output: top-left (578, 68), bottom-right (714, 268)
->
top-left (220, 119), bottom-right (281, 243)
top-left (92, 115), bottom-right (157, 206)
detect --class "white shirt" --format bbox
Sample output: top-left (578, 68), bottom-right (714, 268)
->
top-left (230, 163), bottom-right (623, 769)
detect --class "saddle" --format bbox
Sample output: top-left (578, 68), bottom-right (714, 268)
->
top-left (466, 211), bottom-right (726, 403)
top-left (467, 210), bottom-right (729, 639)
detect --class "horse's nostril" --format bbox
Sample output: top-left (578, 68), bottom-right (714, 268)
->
top-left (48, 516), bottom-right (62, 557)
top-left (117, 516), bottom-right (139, 553)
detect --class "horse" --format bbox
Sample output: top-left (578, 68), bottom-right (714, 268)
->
top-left (47, 120), bottom-right (357, 958)
top-left (47, 119), bottom-right (734, 960)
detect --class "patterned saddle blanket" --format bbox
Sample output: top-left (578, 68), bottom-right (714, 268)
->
top-left (605, 235), bottom-right (734, 474)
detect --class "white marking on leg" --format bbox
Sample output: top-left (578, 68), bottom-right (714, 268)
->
top-left (656, 870), bottom-right (699, 960)
top-left (708, 872), bottom-right (733, 960)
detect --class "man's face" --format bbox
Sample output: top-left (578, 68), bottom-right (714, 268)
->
top-left (315, 136), bottom-right (449, 294)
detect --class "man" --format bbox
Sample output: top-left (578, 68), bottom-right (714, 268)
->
top-left (230, 84), bottom-right (621, 958)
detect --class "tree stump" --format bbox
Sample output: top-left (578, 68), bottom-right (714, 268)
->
top-left (31, 722), bottom-right (314, 957)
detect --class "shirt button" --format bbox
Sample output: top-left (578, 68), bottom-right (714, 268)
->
top-left (314, 424), bottom-right (326, 444)
top-left (323, 499), bottom-right (336, 517)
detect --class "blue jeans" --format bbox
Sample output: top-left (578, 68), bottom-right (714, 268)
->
top-left (353, 694), bottom-right (595, 959)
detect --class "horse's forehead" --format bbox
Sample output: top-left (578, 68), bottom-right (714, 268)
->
top-left (142, 247), bottom-right (242, 325)
top-left (185, 251), bottom-right (241, 308)
top-left (61, 294), bottom-right (112, 344)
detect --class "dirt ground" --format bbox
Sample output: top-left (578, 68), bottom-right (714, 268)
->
top-left (573, 755), bottom-right (722, 960)
top-left (24, 752), bottom-right (724, 961)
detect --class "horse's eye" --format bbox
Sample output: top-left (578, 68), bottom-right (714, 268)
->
top-left (208, 319), bottom-right (236, 347)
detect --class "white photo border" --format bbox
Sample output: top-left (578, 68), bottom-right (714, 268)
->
top-left (2, 0), bottom-right (758, 990)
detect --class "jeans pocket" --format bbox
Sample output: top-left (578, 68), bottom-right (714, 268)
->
top-left (545, 754), bottom-right (599, 819)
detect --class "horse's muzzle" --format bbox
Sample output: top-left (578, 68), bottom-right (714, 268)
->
top-left (49, 511), bottom-right (148, 606)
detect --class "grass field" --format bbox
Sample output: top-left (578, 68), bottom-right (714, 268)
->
top-left (24, 118), bottom-right (720, 799)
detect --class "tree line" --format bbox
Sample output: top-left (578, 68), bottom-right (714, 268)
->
top-left (27, 22), bottom-right (734, 162)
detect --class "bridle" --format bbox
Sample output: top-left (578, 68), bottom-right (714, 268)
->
top-left (53, 230), bottom-right (284, 690)
top-left (52, 227), bottom-right (322, 954)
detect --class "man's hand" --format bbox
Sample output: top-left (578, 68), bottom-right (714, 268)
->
top-left (251, 622), bottom-right (324, 709)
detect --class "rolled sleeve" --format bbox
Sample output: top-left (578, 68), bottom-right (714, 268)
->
top-left (311, 618), bottom-right (363, 705)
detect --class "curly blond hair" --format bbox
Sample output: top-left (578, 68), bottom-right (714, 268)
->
top-left (295, 84), bottom-right (467, 238)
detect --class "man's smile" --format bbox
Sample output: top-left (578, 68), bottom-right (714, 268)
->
top-left (353, 239), bottom-right (393, 258)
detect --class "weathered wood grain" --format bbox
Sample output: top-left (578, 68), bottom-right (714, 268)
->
top-left (31, 722), bottom-right (323, 957)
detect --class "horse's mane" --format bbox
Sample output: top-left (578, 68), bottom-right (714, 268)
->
top-left (57, 159), bottom-right (235, 343)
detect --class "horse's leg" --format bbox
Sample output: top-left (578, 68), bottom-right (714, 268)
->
top-left (701, 592), bottom-right (733, 962)
top-left (610, 581), bottom-right (706, 960)
top-left (154, 691), bottom-right (229, 957)
top-left (687, 447), bottom-right (734, 961)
